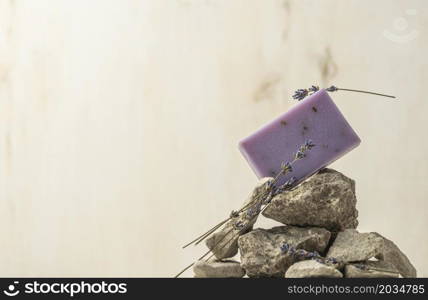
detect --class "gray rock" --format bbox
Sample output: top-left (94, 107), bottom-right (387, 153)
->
top-left (238, 226), bottom-right (331, 277)
top-left (263, 168), bottom-right (358, 231)
top-left (345, 261), bottom-right (400, 278)
top-left (327, 229), bottom-right (417, 278)
top-left (380, 235), bottom-right (417, 278)
top-left (193, 260), bottom-right (245, 278)
top-left (327, 229), bottom-right (384, 262)
top-left (285, 260), bottom-right (343, 278)
top-left (206, 177), bottom-right (274, 259)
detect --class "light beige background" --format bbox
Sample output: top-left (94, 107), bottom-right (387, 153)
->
top-left (0, 0), bottom-right (427, 277)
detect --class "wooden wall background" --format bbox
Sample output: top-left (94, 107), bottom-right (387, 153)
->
top-left (0, 0), bottom-right (427, 277)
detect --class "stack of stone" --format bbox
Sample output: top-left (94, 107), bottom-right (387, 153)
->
top-left (193, 169), bottom-right (417, 278)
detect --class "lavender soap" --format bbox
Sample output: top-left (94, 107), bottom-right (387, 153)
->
top-left (239, 89), bottom-right (361, 185)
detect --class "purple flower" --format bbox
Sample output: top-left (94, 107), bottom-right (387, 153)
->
top-left (308, 85), bottom-right (319, 94)
top-left (295, 150), bottom-right (305, 160)
top-left (246, 208), bottom-right (255, 218)
top-left (229, 210), bottom-right (239, 218)
top-left (280, 176), bottom-right (297, 190)
top-left (280, 243), bottom-right (290, 253)
top-left (326, 257), bottom-right (338, 264)
top-left (326, 85), bottom-right (338, 92)
top-left (280, 161), bottom-right (293, 174)
top-left (296, 249), bottom-right (306, 258)
top-left (354, 264), bottom-right (367, 270)
top-left (234, 221), bottom-right (245, 230)
top-left (292, 89), bottom-right (309, 101)
top-left (304, 139), bottom-right (315, 150)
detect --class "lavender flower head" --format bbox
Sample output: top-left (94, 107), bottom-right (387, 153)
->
top-left (292, 89), bottom-right (308, 101)
top-left (280, 242), bottom-right (290, 253)
top-left (274, 176), bottom-right (297, 195)
top-left (292, 86), bottom-right (319, 101)
top-left (272, 139), bottom-right (316, 194)
top-left (229, 210), bottom-right (239, 218)
top-left (292, 84), bottom-right (394, 102)
top-left (294, 139), bottom-right (315, 160)
top-left (233, 221), bottom-right (245, 230)
top-left (308, 85), bottom-right (320, 93)
top-left (280, 161), bottom-right (293, 174)
top-left (304, 139), bottom-right (315, 150)
top-left (326, 85), bottom-right (338, 92)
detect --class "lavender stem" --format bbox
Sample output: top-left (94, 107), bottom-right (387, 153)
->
top-left (336, 87), bottom-right (396, 99)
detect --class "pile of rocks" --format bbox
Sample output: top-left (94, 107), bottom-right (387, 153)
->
top-left (193, 168), bottom-right (417, 278)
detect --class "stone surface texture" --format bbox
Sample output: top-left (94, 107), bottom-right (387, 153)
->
top-left (263, 169), bottom-right (358, 231)
top-left (285, 260), bottom-right (343, 278)
top-left (238, 226), bottom-right (331, 277)
top-left (193, 259), bottom-right (246, 278)
top-left (345, 261), bottom-right (400, 278)
top-left (327, 229), bottom-right (416, 277)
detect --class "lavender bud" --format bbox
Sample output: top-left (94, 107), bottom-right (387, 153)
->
top-left (230, 210), bottom-right (239, 218)
top-left (234, 221), bottom-right (245, 230)
top-left (295, 150), bottom-right (305, 160)
top-left (280, 243), bottom-right (290, 253)
top-left (326, 85), bottom-right (338, 92)
top-left (292, 89), bottom-right (308, 101)
top-left (308, 85), bottom-right (319, 94)
top-left (280, 161), bottom-right (293, 173)
top-left (304, 139), bottom-right (315, 150)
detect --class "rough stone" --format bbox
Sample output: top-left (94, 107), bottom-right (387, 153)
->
top-left (263, 168), bottom-right (358, 231)
top-left (238, 226), bottom-right (331, 277)
top-left (327, 229), bottom-right (384, 262)
top-left (327, 229), bottom-right (417, 277)
top-left (285, 260), bottom-right (343, 278)
top-left (193, 259), bottom-right (245, 278)
top-left (345, 261), bottom-right (400, 278)
top-left (206, 177), bottom-right (274, 259)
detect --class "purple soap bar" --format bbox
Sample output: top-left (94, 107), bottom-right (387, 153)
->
top-left (239, 89), bottom-right (361, 185)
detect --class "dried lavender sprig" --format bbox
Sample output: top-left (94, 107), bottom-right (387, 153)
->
top-left (195, 139), bottom-right (315, 237)
top-left (293, 85), bottom-right (396, 101)
top-left (231, 141), bottom-right (315, 268)
top-left (203, 198), bottom-right (275, 263)
top-left (191, 200), bottom-right (258, 247)
top-left (280, 243), bottom-right (343, 271)
top-left (175, 237), bottom-right (228, 278)
top-left (273, 176), bottom-right (297, 196)
top-left (188, 193), bottom-right (267, 249)
top-left (188, 196), bottom-right (265, 246)
top-left (183, 139), bottom-right (316, 249)
top-left (176, 223), bottom-right (240, 277)
top-left (292, 89), bottom-right (309, 101)
top-left (182, 217), bottom-right (229, 248)
top-left (257, 139), bottom-right (316, 208)
top-left (182, 197), bottom-right (260, 249)
top-left (280, 243), bottom-right (325, 262)
top-left (176, 188), bottom-right (287, 277)
top-left (182, 198), bottom-right (271, 275)
top-left (176, 140), bottom-right (316, 277)
top-left (292, 86), bottom-right (319, 100)
top-left (193, 218), bottom-right (229, 246)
